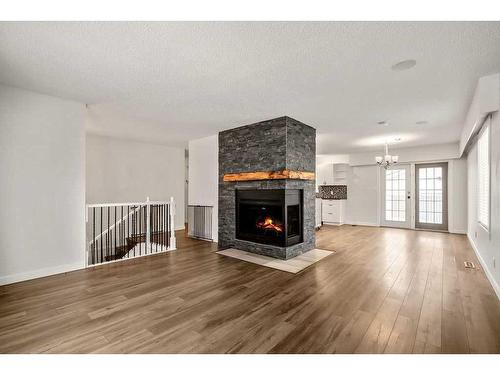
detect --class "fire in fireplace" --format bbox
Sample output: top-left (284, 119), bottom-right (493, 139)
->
top-left (256, 216), bottom-right (283, 233)
top-left (235, 189), bottom-right (303, 247)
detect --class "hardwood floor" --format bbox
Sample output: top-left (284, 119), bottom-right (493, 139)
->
top-left (1, 225), bottom-right (500, 353)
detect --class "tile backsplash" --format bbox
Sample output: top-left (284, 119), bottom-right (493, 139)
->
top-left (317, 185), bottom-right (347, 199)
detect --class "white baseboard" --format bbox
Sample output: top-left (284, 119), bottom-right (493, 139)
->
top-left (467, 234), bottom-right (500, 301)
top-left (448, 227), bottom-right (467, 234)
top-left (449, 228), bottom-right (467, 234)
top-left (1, 225), bottom-right (186, 286)
top-left (0, 262), bottom-right (84, 286)
top-left (344, 221), bottom-right (380, 227)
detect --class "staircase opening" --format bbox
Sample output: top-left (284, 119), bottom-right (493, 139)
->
top-left (86, 197), bottom-right (176, 266)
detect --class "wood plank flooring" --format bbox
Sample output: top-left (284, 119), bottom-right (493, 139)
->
top-left (1, 225), bottom-right (500, 353)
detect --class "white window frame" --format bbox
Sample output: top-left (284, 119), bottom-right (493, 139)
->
top-left (477, 119), bottom-right (490, 230)
top-left (380, 164), bottom-right (411, 229)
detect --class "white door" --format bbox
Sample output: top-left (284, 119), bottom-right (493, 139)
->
top-left (381, 165), bottom-right (411, 229)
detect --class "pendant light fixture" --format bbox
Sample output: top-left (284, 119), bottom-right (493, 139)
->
top-left (375, 142), bottom-right (399, 169)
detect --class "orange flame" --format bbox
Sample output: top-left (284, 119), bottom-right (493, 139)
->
top-left (256, 216), bottom-right (283, 233)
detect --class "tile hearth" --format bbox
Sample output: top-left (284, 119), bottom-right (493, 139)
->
top-left (216, 248), bottom-right (333, 273)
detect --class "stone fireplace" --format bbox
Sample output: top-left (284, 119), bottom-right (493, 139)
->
top-left (218, 116), bottom-right (315, 260)
top-left (236, 189), bottom-right (303, 248)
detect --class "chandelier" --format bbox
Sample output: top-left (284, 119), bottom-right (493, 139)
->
top-left (375, 142), bottom-right (399, 169)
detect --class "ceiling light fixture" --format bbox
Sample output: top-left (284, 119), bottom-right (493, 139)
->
top-left (416, 120), bottom-right (428, 125)
top-left (375, 142), bottom-right (399, 169)
top-left (391, 59), bottom-right (417, 71)
top-left (377, 121), bottom-right (388, 126)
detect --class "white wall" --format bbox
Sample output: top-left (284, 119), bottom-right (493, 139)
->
top-left (467, 113), bottom-right (500, 298)
top-left (460, 73), bottom-right (500, 155)
top-left (346, 165), bottom-right (380, 226)
top-left (316, 154), bottom-right (349, 166)
top-left (86, 135), bottom-right (185, 229)
top-left (349, 142), bottom-right (459, 166)
top-left (316, 163), bottom-right (334, 187)
top-left (344, 143), bottom-right (468, 233)
top-left (0, 84), bottom-right (86, 285)
top-left (188, 135), bottom-right (218, 242)
top-left (184, 149), bottom-right (189, 224)
top-left (448, 158), bottom-right (468, 234)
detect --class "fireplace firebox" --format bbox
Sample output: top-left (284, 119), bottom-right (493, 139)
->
top-left (235, 189), bottom-right (303, 247)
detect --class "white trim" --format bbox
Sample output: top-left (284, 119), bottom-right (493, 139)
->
top-left (410, 163), bottom-right (416, 229)
top-left (376, 166), bottom-right (381, 226)
top-left (87, 204), bottom-right (142, 245)
top-left (86, 201), bottom-right (148, 208)
top-left (169, 196), bottom-right (177, 249)
top-left (449, 228), bottom-right (467, 234)
top-left (344, 221), bottom-right (380, 227)
top-left (86, 200), bottom-right (171, 208)
top-left (459, 73), bottom-right (499, 156)
top-left (0, 262), bottom-right (84, 286)
top-left (146, 197), bottom-right (151, 250)
top-left (447, 160), bottom-right (455, 233)
top-left (467, 234), bottom-right (500, 301)
top-left (379, 164), bottom-right (412, 229)
top-left (477, 120), bottom-right (491, 231)
top-left (86, 246), bottom-right (175, 269)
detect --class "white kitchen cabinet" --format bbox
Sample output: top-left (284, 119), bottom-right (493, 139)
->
top-left (316, 163), bottom-right (334, 186)
top-left (321, 199), bottom-right (346, 225)
top-left (333, 163), bottom-right (348, 184)
top-left (316, 163), bottom-right (348, 189)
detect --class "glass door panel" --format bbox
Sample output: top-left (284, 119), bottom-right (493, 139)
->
top-left (416, 163), bottom-right (448, 231)
top-left (381, 165), bottom-right (411, 228)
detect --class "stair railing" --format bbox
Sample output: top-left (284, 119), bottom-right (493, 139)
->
top-left (88, 204), bottom-right (142, 248)
top-left (85, 197), bottom-right (176, 266)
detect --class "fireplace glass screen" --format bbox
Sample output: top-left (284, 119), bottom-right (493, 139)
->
top-left (236, 189), bottom-right (303, 247)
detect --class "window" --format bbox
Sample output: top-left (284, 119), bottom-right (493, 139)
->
top-left (418, 166), bottom-right (443, 224)
top-left (478, 123), bottom-right (490, 229)
top-left (385, 168), bottom-right (406, 222)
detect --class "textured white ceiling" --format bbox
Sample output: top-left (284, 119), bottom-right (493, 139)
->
top-left (1, 22), bottom-right (500, 153)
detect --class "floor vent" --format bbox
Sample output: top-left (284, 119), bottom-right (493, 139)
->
top-left (464, 261), bottom-right (476, 269)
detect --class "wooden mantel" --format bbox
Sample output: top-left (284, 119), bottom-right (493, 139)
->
top-left (223, 169), bottom-right (315, 182)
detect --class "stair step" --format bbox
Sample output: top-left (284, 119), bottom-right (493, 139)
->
top-left (102, 232), bottom-right (170, 262)
top-left (104, 244), bottom-right (134, 262)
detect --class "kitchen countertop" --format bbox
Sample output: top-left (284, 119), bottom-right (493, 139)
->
top-left (317, 185), bottom-right (347, 200)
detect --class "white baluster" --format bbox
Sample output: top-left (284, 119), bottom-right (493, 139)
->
top-left (146, 197), bottom-right (151, 254)
top-left (169, 196), bottom-right (176, 250)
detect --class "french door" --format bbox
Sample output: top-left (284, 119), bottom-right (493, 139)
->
top-left (381, 165), bottom-right (411, 229)
top-left (415, 162), bottom-right (448, 231)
